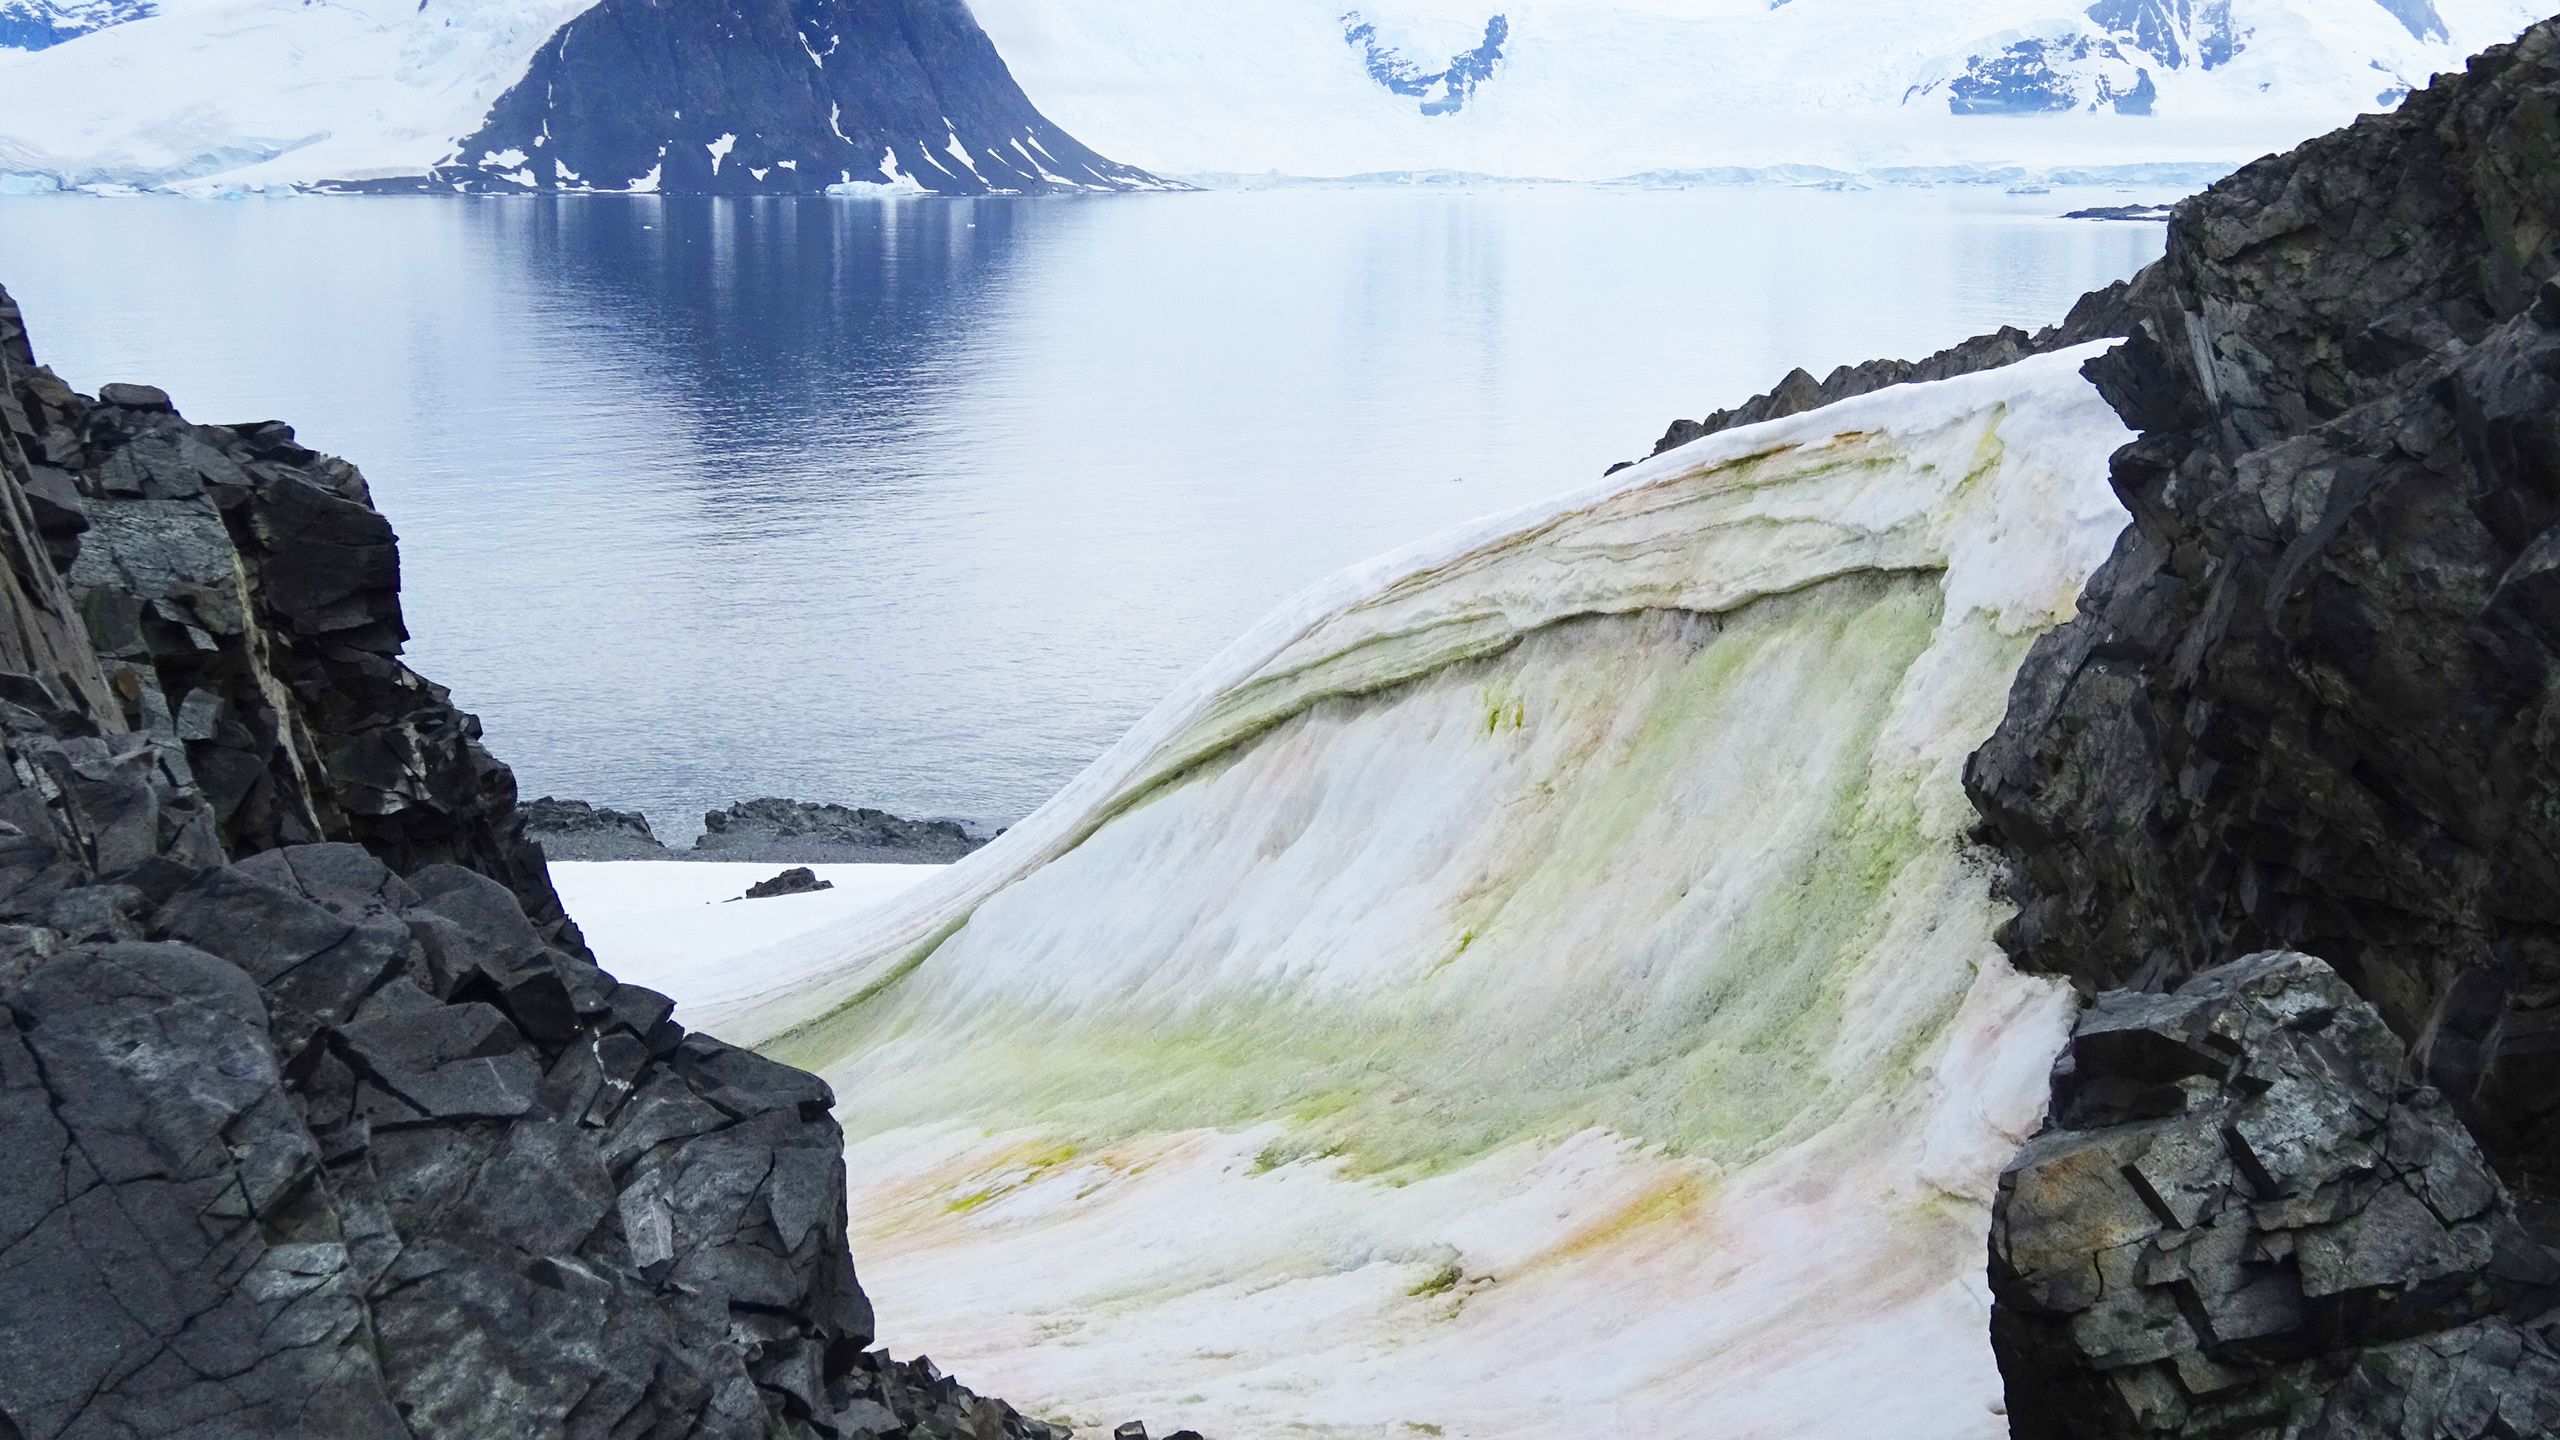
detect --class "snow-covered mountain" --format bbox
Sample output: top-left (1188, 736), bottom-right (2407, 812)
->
top-left (430, 0), bottom-right (1164, 194)
top-left (3, 0), bottom-right (2542, 193)
top-left (0, 0), bottom-right (1162, 193)
top-left (0, 0), bottom-right (149, 51)
top-left (965, 0), bottom-right (2551, 179)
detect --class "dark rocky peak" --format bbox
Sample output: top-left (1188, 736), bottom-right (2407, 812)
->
top-left (426, 0), bottom-right (1165, 196)
top-left (1991, 952), bottom-right (2560, 1438)
top-left (1965, 18), bottom-right (2560, 1200)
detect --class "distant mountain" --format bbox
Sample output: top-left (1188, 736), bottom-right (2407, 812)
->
top-left (1916, 0), bottom-right (2454, 115)
top-left (962, 0), bottom-right (2551, 180)
top-left (0, 0), bottom-right (1162, 194)
top-left (431, 0), bottom-right (1163, 194)
top-left (0, 0), bottom-right (149, 51)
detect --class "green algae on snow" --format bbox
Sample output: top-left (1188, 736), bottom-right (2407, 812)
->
top-left (807, 572), bottom-right (1971, 1184)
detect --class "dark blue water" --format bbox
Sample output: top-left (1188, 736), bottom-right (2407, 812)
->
top-left (0, 189), bottom-right (2161, 836)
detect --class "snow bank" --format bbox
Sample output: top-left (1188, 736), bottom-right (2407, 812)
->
top-left (662, 348), bottom-right (2133, 1438)
top-left (550, 862), bottom-right (943, 1002)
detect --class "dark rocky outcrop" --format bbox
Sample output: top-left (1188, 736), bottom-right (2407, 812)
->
top-left (1615, 272), bottom-right (2157, 470)
top-left (1, 336), bottom-right (582, 952)
top-left (1991, 952), bottom-right (2560, 1439)
top-left (0, 285), bottom-right (1064, 1439)
top-left (1965, 18), bottom-right (2560, 1205)
top-left (740, 867), bottom-right (835, 901)
top-left (2064, 203), bottom-right (2176, 222)
top-left (695, 797), bottom-right (987, 865)
top-left (525, 795), bottom-right (678, 861)
top-left (526, 795), bottom-right (992, 864)
top-left (421, 0), bottom-right (1163, 196)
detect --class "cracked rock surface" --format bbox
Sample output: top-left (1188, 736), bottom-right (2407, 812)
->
top-left (0, 283), bottom-right (1065, 1439)
top-left (1991, 952), bottom-right (2560, 1438)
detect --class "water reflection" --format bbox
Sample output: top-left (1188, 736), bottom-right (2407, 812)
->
top-left (0, 190), bottom-right (2162, 833)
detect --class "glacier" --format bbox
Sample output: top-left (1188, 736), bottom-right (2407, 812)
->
top-left (0, 0), bottom-right (595, 188)
top-left (617, 349), bottom-right (2142, 1438)
top-left (962, 0), bottom-right (2549, 180)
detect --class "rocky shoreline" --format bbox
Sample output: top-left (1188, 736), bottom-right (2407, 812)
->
top-left (527, 796), bottom-right (996, 865)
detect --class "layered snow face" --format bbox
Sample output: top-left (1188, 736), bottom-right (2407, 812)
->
top-left (963, 0), bottom-right (2549, 179)
top-left (0, 0), bottom-right (593, 188)
top-left (668, 350), bottom-right (2136, 1437)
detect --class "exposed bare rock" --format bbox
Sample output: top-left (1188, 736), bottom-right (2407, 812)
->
top-left (524, 795), bottom-right (676, 861)
top-left (2, 340), bottom-right (582, 952)
top-left (739, 867), bottom-right (835, 901)
top-left (696, 797), bottom-right (988, 865)
top-left (1991, 952), bottom-right (2560, 1439)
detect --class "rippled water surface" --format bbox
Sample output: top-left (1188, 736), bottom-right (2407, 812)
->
top-left (0, 190), bottom-right (2162, 834)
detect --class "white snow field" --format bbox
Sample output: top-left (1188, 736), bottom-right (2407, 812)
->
top-left (643, 348), bottom-right (2139, 1438)
top-left (967, 0), bottom-right (2549, 180)
top-left (550, 862), bottom-right (945, 1002)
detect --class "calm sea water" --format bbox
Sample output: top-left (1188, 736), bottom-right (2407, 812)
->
top-left (0, 190), bottom-right (2162, 836)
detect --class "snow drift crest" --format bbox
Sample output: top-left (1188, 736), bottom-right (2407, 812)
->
top-left (667, 349), bottom-right (2139, 1437)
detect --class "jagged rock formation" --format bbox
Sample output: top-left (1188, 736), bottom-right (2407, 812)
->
top-left (1991, 952), bottom-right (2560, 1438)
top-left (1965, 18), bottom-right (2560, 1205)
top-left (1617, 274), bottom-right (2154, 469)
top-left (0, 284), bottom-right (1063, 1439)
top-left (427, 0), bottom-right (1164, 196)
top-left (0, 308), bottom-right (580, 950)
top-left (526, 795), bottom-right (991, 864)
top-left (525, 796), bottom-right (678, 861)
